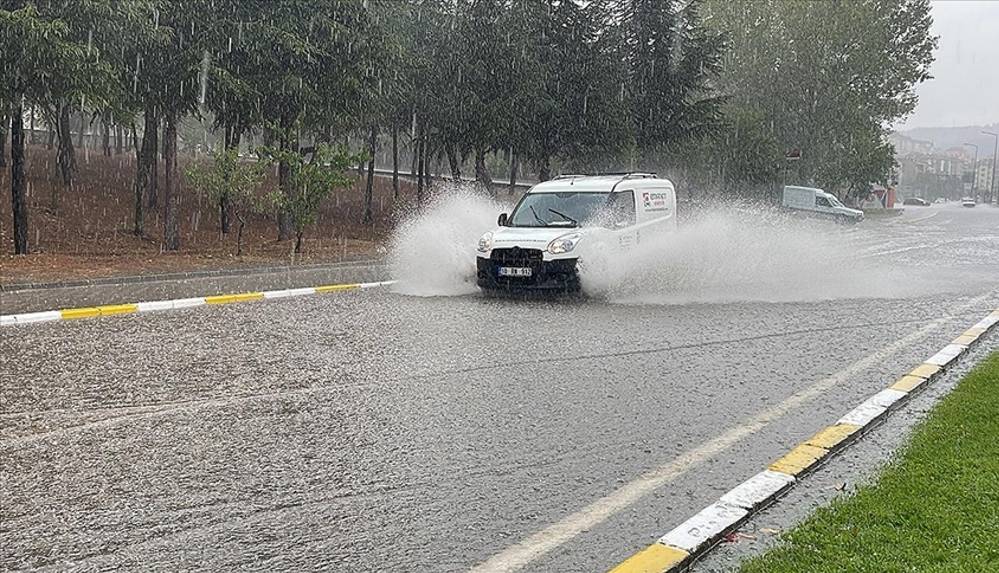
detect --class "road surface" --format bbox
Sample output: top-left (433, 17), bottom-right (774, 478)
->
top-left (2, 204), bottom-right (997, 572)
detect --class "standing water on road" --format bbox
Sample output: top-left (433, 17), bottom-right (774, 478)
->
top-left (389, 193), bottom-right (913, 303)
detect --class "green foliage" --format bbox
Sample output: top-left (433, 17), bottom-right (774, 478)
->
top-left (0, 3), bottom-right (113, 106)
top-left (260, 144), bottom-right (358, 237)
top-left (185, 147), bottom-right (266, 216)
top-left (618, 0), bottom-right (727, 157)
top-left (703, 0), bottom-right (936, 196)
top-left (742, 352), bottom-right (999, 573)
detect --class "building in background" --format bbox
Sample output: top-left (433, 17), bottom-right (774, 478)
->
top-left (890, 133), bottom-right (972, 201)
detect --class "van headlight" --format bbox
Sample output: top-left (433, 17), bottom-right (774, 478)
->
top-left (547, 233), bottom-right (581, 255)
top-left (477, 232), bottom-right (493, 253)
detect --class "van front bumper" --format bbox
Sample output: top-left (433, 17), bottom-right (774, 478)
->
top-left (476, 255), bottom-right (580, 292)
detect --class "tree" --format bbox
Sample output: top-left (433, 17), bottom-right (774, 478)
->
top-left (262, 143), bottom-right (358, 254)
top-left (129, 0), bottom-right (210, 250)
top-left (618, 0), bottom-right (726, 165)
top-left (1, 3), bottom-right (107, 254)
top-left (703, 0), bottom-right (936, 195)
top-left (186, 147), bottom-right (266, 256)
top-left (524, 0), bottom-right (632, 179)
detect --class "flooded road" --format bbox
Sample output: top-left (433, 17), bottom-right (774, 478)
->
top-left (2, 205), bottom-right (997, 572)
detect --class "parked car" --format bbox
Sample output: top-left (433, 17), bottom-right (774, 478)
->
top-left (961, 197), bottom-right (977, 208)
top-left (903, 197), bottom-right (930, 206)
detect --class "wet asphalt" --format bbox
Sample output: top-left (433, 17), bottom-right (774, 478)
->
top-left (2, 204), bottom-right (998, 572)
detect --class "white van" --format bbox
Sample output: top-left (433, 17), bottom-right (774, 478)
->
top-left (782, 185), bottom-right (863, 223)
top-left (476, 173), bottom-right (677, 292)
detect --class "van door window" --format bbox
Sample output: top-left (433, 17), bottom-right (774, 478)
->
top-left (607, 190), bottom-right (636, 227)
top-left (815, 196), bottom-right (832, 208)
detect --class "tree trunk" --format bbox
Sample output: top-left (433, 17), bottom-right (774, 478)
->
top-left (364, 124), bottom-right (377, 224)
top-left (277, 116), bottom-right (294, 242)
top-left (508, 148), bottom-right (518, 195)
top-left (102, 113), bottom-right (111, 156)
top-left (47, 117), bottom-right (55, 150)
top-left (447, 143), bottom-right (461, 181)
top-left (115, 123), bottom-right (124, 154)
top-left (294, 231), bottom-right (303, 254)
top-left (410, 130), bottom-right (419, 177)
top-left (475, 148), bottom-right (493, 195)
top-left (220, 126), bottom-right (240, 235)
top-left (147, 114), bottom-right (159, 209)
top-left (392, 124), bottom-right (399, 200)
top-left (537, 154), bottom-right (552, 182)
top-left (0, 109), bottom-right (7, 169)
top-left (29, 105), bottom-right (37, 144)
top-left (416, 120), bottom-right (426, 205)
top-left (133, 110), bottom-right (158, 235)
top-left (54, 104), bottom-right (76, 213)
top-left (76, 110), bottom-right (85, 148)
top-left (236, 214), bottom-right (245, 256)
top-left (10, 97), bottom-right (29, 255)
top-left (163, 111), bottom-right (180, 251)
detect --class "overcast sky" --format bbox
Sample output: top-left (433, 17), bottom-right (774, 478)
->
top-left (898, 0), bottom-right (999, 129)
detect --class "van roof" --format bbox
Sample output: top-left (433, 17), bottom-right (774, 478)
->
top-left (529, 173), bottom-right (666, 193)
top-left (785, 185), bottom-right (829, 194)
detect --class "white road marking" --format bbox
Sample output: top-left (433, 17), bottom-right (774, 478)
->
top-left (469, 291), bottom-right (995, 573)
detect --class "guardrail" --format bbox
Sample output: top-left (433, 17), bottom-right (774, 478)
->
top-left (371, 167), bottom-right (536, 191)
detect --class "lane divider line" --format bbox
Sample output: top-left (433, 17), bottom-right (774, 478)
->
top-left (609, 307), bottom-right (999, 573)
top-left (1, 280), bottom-right (396, 327)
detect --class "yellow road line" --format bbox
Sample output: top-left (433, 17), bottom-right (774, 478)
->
top-left (60, 307), bottom-right (101, 320)
top-left (315, 284), bottom-right (361, 293)
top-left (890, 375), bottom-right (926, 393)
top-left (97, 304), bottom-right (138, 316)
top-left (609, 544), bottom-right (688, 573)
top-left (769, 443), bottom-right (828, 476)
top-left (909, 363), bottom-right (941, 379)
top-left (805, 423), bottom-right (860, 450)
top-left (204, 292), bottom-right (264, 305)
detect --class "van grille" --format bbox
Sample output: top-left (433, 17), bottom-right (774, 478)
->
top-left (490, 247), bottom-right (544, 264)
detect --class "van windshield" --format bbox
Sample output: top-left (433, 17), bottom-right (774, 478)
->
top-left (508, 192), bottom-right (610, 227)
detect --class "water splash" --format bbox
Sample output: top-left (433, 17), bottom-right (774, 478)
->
top-left (580, 207), bottom-right (899, 304)
top-left (388, 186), bottom-right (505, 296)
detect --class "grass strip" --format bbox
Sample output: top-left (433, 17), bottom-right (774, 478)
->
top-left (742, 352), bottom-right (999, 573)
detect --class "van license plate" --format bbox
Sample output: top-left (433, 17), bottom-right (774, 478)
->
top-left (498, 266), bottom-right (532, 277)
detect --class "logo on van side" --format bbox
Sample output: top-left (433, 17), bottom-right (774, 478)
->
top-left (642, 191), bottom-right (669, 211)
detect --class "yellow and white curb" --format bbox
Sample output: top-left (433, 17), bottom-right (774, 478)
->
top-left (0, 280), bottom-right (396, 327)
top-left (610, 307), bottom-right (999, 573)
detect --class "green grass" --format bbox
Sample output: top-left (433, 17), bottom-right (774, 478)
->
top-left (741, 352), bottom-right (999, 573)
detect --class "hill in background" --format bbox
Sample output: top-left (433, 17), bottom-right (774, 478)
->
top-left (899, 124), bottom-right (999, 153)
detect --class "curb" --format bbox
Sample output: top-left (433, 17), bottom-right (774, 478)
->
top-left (0, 280), bottom-right (396, 327)
top-left (609, 308), bottom-right (999, 573)
top-left (0, 259), bottom-right (385, 292)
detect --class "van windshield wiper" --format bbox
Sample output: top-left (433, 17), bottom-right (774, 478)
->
top-left (548, 208), bottom-right (578, 226)
top-left (529, 205), bottom-right (547, 226)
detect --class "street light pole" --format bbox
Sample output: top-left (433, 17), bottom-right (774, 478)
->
top-left (983, 131), bottom-right (998, 205)
top-left (964, 142), bottom-right (979, 201)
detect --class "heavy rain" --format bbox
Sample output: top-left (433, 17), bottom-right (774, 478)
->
top-left (1, 1), bottom-right (998, 572)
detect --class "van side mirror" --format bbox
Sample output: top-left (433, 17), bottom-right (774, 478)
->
top-left (497, 213), bottom-right (508, 226)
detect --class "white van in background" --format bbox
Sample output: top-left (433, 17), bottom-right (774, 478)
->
top-left (476, 173), bottom-right (677, 293)
top-left (781, 185), bottom-right (864, 223)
